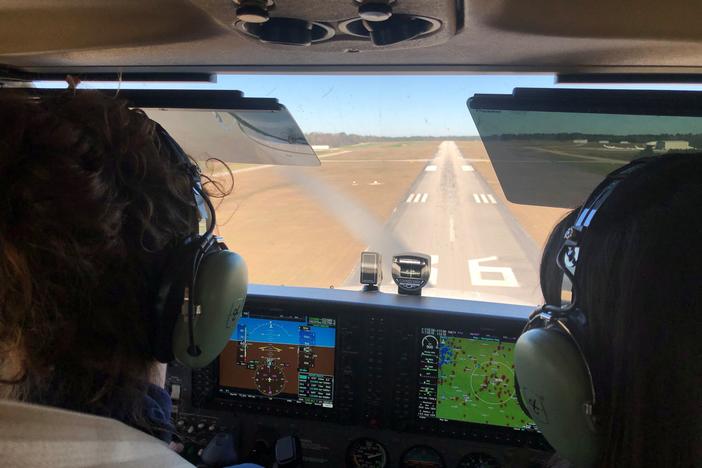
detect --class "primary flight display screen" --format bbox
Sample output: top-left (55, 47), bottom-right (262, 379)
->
top-left (217, 311), bottom-right (336, 408)
top-left (417, 327), bottom-right (537, 432)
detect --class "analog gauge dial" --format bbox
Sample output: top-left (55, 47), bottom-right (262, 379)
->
top-left (456, 453), bottom-right (501, 468)
top-left (400, 445), bottom-right (445, 467)
top-left (421, 335), bottom-right (439, 350)
top-left (254, 361), bottom-right (285, 397)
top-left (346, 438), bottom-right (388, 468)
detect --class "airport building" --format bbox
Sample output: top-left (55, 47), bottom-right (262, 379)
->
top-left (655, 140), bottom-right (692, 150)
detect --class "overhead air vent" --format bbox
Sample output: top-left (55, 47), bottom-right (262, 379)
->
top-left (229, 0), bottom-right (455, 50)
top-left (338, 14), bottom-right (441, 46)
top-left (235, 17), bottom-right (335, 46)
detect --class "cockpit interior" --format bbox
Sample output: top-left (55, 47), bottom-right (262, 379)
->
top-left (1, 1), bottom-right (701, 467)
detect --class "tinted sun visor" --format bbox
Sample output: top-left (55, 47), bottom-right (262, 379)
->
top-left (468, 88), bottom-right (702, 208)
top-left (28, 89), bottom-right (320, 167)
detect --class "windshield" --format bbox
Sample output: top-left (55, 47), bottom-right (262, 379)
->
top-left (206, 76), bottom-right (559, 306)
top-left (38, 75), bottom-right (702, 306)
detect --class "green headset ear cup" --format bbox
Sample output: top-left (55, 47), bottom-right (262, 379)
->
top-left (515, 328), bottom-right (600, 467)
top-left (172, 250), bottom-right (248, 368)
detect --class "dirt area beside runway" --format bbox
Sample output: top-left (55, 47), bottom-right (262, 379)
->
top-left (211, 142), bottom-right (433, 287)
top-left (209, 139), bottom-right (571, 289)
top-left (454, 140), bottom-right (570, 249)
top-left (324, 140), bottom-right (445, 161)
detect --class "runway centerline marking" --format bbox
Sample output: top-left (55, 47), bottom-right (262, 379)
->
top-left (425, 165), bottom-right (438, 172)
top-left (462, 165), bottom-right (475, 172)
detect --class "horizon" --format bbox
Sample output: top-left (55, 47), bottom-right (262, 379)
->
top-left (37, 74), bottom-right (702, 138)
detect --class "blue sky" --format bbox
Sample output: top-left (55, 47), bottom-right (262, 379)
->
top-left (213, 74), bottom-right (555, 136)
top-left (38, 74), bottom-right (702, 137)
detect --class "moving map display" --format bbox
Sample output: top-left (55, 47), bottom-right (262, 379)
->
top-left (417, 327), bottom-right (536, 431)
top-left (217, 311), bottom-right (336, 408)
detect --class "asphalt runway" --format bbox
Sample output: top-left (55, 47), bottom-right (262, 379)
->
top-left (344, 141), bottom-right (542, 305)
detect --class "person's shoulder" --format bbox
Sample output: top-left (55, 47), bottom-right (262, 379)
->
top-left (0, 399), bottom-right (193, 468)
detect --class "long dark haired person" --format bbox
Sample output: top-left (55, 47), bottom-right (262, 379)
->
top-left (0, 90), bottom-right (264, 467)
top-left (515, 154), bottom-right (702, 467)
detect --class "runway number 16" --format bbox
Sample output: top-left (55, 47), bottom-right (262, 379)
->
top-left (468, 256), bottom-right (519, 288)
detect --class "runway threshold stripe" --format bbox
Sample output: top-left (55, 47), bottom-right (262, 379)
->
top-left (480, 194), bottom-right (489, 204)
top-left (487, 194), bottom-right (497, 204)
top-left (462, 165), bottom-right (474, 172)
top-left (406, 193), bottom-right (429, 203)
top-left (473, 193), bottom-right (481, 203)
top-left (425, 165), bottom-right (438, 172)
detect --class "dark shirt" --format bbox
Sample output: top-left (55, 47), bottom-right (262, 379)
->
top-left (107, 383), bottom-right (174, 443)
top-left (142, 384), bottom-right (175, 442)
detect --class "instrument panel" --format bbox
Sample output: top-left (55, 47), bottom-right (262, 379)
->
top-left (167, 285), bottom-right (552, 467)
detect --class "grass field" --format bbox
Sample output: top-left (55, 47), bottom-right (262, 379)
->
top-left (210, 141), bottom-right (431, 287)
top-left (521, 141), bottom-right (639, 177)
top-left (436, 336), bottom-right (532, 429)
top-left (323, 140), bottom-right (444, 161)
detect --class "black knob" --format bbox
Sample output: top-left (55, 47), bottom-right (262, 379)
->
top-left (253, 18), bottom-right (313, 46)
top-left (274, 435), bottom-right (303, 468)
top-left (365, 15), bottom-right (433, 46)
top-left (201, 432), bottom-right (239, 467)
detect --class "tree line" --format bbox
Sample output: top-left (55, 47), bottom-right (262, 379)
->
top-left (304, 132), bottom-right (479, 147)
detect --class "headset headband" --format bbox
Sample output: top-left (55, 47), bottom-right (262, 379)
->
top-left (553, 157), bottom-right (654, 315)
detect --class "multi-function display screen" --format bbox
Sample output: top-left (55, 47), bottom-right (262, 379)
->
top-left (417, 327), bottom-right (537, 432)
top-left (217, 311), bottom-right (336, 408)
